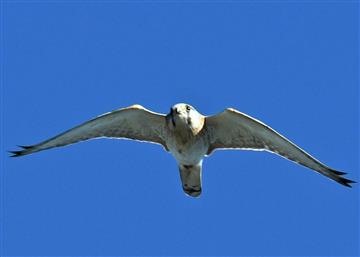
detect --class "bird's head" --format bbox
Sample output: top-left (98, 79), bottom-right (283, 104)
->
top-left (166, 103), bottom-right (204, 135)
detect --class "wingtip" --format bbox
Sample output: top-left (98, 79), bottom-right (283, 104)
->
top-left (9, 145), bottom-right (35, 157)
top-left (17, 145), bottom-right (33, 149)
top-left (331, 170), bottom-right (347, 176)
top-left (327, 168), bottom-right (356, 188)
top-left (8, 150), bottom-right (24, 157)
top-left (342, 179), bottom-right (356, 188)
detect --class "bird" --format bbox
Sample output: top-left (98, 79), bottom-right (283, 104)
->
top-left (10, 103), bottom-right (355, 197)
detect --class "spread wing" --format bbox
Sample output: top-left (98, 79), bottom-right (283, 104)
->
top-left (10, 104), bottom-right (168, 157)
top-left (206, 108), bottom-right (355, 187)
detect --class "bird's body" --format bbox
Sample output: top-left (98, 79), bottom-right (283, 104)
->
top-left (167, 134), bottom-right (207, 166)
top-left (165, 103), bottom-right (208, 166)
top-left (11, 103), bottom-right (355, 197)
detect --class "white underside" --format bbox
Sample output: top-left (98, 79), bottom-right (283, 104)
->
top-left (166, 138), bottom-right (208, 165)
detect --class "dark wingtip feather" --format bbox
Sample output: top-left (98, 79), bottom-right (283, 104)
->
top-left (330, 170), bottom-right (347, 176)
top-left (17, 145), bottom-right (33, 149)
top-left (9, 145), bottom-right (35, 157)
top-left (9, 150), bottom-right (25, 157)
top-left (327, 168), bottom-right (356, 188)
top-left (336, 177), bottom-right (356, 188)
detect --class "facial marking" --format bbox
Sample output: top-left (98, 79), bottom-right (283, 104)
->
top-left (187, 117), bottom-right (192, 126)
top-left (171, 116), bottom-right (176, 127)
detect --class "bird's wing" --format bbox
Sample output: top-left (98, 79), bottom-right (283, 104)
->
top-left (205, 108), bottom-right (355, 187)
top-left (11, 104), bottom-right (168, 157)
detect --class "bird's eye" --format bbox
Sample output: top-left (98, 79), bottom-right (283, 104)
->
top-left (186, 105), bottom-right (191, 112)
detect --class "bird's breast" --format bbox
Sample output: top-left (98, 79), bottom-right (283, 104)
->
top-left (166, 135), bottom-right (208, 165)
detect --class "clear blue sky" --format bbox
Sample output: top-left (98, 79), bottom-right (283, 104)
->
top-left (2, 2), bottom-right (359, 256)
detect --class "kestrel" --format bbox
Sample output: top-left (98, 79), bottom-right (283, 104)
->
top-left (11, 103), bottom-right (355, 197)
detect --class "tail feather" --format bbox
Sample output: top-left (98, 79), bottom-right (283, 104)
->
top-left (179, 163), bottom-right (202, 197)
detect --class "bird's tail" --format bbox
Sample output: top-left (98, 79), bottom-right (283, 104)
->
top-left (179, 163), bottom-right (202, 197)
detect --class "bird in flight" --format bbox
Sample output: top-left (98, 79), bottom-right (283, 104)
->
top-left (11, 103), bottom-right (355, 197)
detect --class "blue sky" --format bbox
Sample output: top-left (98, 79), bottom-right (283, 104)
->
top-left (1, 2), bottom-right (359, 256)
